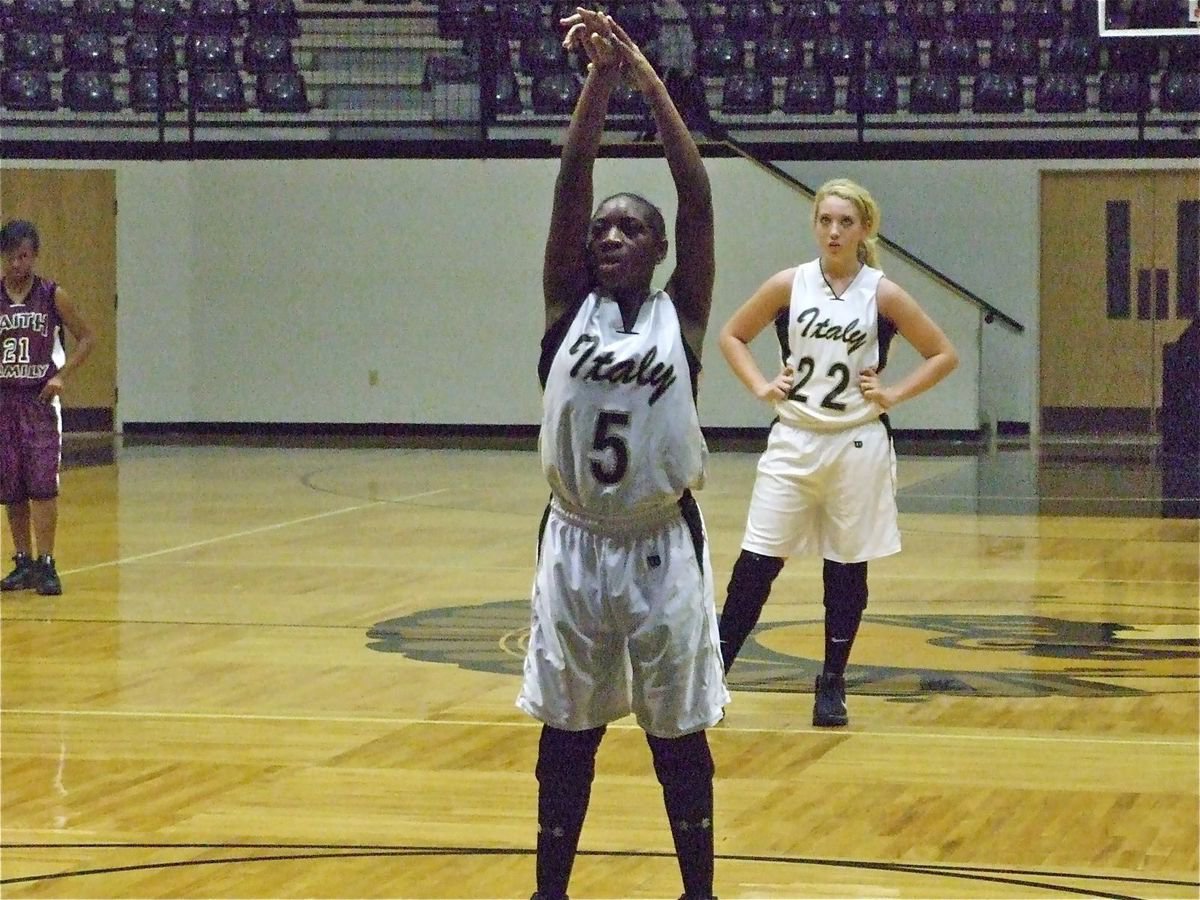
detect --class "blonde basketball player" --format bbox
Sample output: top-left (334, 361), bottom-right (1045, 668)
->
top-left (717, 179), bottom-right (958, 727)
top-left (517, 9), bottom-right (725, 900)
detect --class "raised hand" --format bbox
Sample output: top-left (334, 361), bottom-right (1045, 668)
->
top-left (604, 17), bottom-right (658, 92)
top-left (561, 7), bottom-right (619, 72)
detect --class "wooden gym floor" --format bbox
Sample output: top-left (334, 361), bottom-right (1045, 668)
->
top-left (1, 436), bottom-right (1197, 899)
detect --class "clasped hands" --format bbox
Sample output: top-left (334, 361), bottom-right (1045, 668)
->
top-left (560, 7), bottom-right (655, 90)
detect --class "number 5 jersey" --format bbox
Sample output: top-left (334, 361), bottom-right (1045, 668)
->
top-left (538, 289), bottom-right (707, 522)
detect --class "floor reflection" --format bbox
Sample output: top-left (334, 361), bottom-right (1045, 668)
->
top-left (60, 433), bottom-right (1200, 520)
top-left (898, 446), bottom-right (1200, 519)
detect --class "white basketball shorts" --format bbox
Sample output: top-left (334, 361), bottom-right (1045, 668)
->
top-left (517, 499), bottom-right (730, 738)
top-left (740, 418), bottom-right (901, 563)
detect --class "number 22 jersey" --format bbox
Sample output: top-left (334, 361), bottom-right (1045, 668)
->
top-left (774, 260), bottom-right (886, 432)
top-left (538, 289), bottom-right (707, 521)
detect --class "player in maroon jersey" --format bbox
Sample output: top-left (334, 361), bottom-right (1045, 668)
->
top-left (1, 219), bottom-right (96, 596)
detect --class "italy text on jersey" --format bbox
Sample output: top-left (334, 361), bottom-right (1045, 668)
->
top-left (564, 333), bottom-right (678, 406)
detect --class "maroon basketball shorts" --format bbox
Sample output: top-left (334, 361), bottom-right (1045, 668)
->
top-left (0, 389), bottom-right (62, 504)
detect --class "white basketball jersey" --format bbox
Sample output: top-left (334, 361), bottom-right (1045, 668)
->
top-left (774, 260), bottom-right (884, 431)
top-left (540, 289), bottom-right (706, 520)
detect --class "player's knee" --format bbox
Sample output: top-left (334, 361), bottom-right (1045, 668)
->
top-left (536, 725), bottom-right (605, 786)
top-left (823, 559), bottom-right (868, 612)
top-left (725, 550), bottom-right (784, 602)
top-left (646, 730), bottom-right (714, 787)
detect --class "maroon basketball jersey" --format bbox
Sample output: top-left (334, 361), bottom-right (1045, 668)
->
top-left (1, 275), bottom-right (63, 389)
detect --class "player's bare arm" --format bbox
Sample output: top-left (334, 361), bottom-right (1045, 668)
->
top-left (865, 278), bottom-right (958, 410)
top-left (719, 268), bottom-right (796, 403)
top-left (607, 18), bottom-right (714, 355)
top-left (39, 287), bottom-right (95, 403)
top-left (543, 8), bottom-right (621, 329)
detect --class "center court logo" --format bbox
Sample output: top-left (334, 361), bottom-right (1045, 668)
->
top-left (366, 600), bottom-right (1198, 700)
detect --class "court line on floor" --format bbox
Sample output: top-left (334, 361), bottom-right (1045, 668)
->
top-left (901, 492), bottom-right (1199, 502)
top-left (2, 708), bottom-right (1193, 747)
top-left (59, 488), bottom-right (450, 576)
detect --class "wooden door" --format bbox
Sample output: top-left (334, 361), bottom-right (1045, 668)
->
top-left (1149, 170), bottom-right (1199, 413)
top-left (0, 168), bottom-right (117, 431)
top-left (1040, 170), bottom-right (1200, 435)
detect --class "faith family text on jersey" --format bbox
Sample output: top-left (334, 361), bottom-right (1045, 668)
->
top-left (0, 310), bottom-right (51, 333)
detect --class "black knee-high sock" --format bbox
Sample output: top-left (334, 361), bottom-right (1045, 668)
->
top-left (822, 559), bottom-right (868, 676)
top-left (647, 731), bottom-right (715, 900)
top-left (719, 550), bottom-right (784, 673)
top-left (535, 725), bottom-right (605, 900)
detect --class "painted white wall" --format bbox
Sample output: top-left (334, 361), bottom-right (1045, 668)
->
top-left (23, 153), bottom-right (1182, 433)
top-left (118, 162), bottom-right (196, 420)
top-left (135, 155), bottom-right (978, 430)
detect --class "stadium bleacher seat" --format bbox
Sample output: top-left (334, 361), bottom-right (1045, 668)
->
top-left (607, 78), bottom-right (646, 116)
top-left (190, 68), bottom-right (247, 110)
top-left (989, 31), bottom-right (1040, 76)
top-left (248, 0), bottom-right (299, 37)
top-left (958, 0), bottom-right (1002, 39)
top-left (126, 30), bottom-right (178, 69)
top-left (497, 2), bottom-right (540, 40)
top-left (812, 33), bottom-right (857, 76)
top-left (437, 1), bottom-right (481, 41)
top-left (782, 69), bottom-right (834, 114)
top-left (898, 0), bottom-right (946, 40)
top-left (187, 31), bottom-right (237, 71)
top-left (243, 32), bottom-right (293, 73)
top-left (612, 1), bottom-right (658, 48)
top-left (839, 0), bottom-right (888, 40)
top-left (129, 67), bottom-right (183, 111)
top-left (1, 67), bottom-right (56, 108)
top-left (1014, 0), bottom-right (1064, 40)
top-left (909, 72), bottom-right (961, 113)
top-left (531, 70), bottom-right (579, 114)
top-left (972, 70), bottom-right (1025, 112)
top-left (1160, 70), bottom-right (1200, 112)
top-left (779, 0), bottom-right (828, 42)
top-left (256, 69), bottom-right (308, 111)
top-left (65, 29), bottom-right (118, 71)
top-left (64, 68), bottom-right (119, 110)
top-left (697, 34), bottom-right (741, 77)
top-left (754, 36), bottom-right (800, 76)
top-left (1034, 71), bottom-right (1088, 112)
top-left (5, 28), bottom-right (57, 69)
top-left (869, 33), bottom-right (919, 76)
top-left (492, 66), bottom-right (521, 114)
top-left (847, 70), bottom-right (897, 114)
top-left (11, 0), bottom-right (64, 28)
top-left (931, 34), bottom-right (980, 75)
top-left (721, 71), bottom-right (770, 114)
top-left (518, 33), bottom-right (568, 77)
top-left (1068, 0), bottom-right (1100, 33)
top-left (191, 0), bottom-right (243, 34)
top-left (72, 0), bottom-right (124, 33)
top-left (1133, 0), bottom-right (1189, 29)
top-left (1099, 70), bottom-right (1150, 112)
top-left (725, 0), bottom-right (770, 41)
top-left (1048, 33), bottom-right (1101, 74)
top-left (1167, 39), bottom-right (1200, 73)
top-left (133, 0), bottom-right (183, 33)
top-left (1105, 39), bottom-right (1162, 73)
